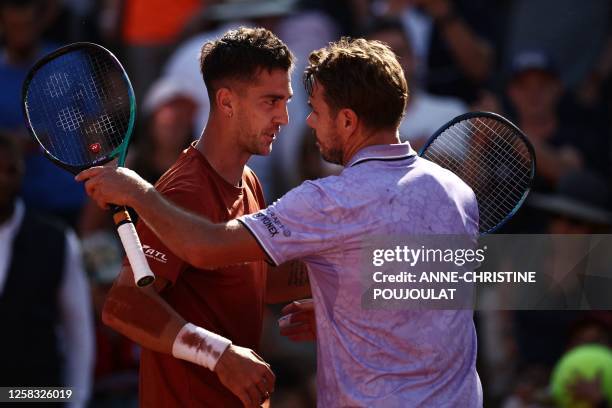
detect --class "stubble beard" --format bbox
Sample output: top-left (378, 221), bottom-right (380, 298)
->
top-left (314, 129), bottom-right (343, 165)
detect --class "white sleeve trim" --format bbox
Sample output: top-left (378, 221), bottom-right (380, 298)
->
top-left (237, 218), bottom-right (282, 266)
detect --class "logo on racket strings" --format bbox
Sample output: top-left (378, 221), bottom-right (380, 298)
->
top-left (89, 142), bottom-right (101, 154)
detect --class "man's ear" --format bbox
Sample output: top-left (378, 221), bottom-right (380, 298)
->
top-left (336, 108), bottom-right (358, 138)
top-left (216, 87), bottom-right (234, 118)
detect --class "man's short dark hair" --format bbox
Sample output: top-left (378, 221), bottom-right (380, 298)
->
top-left (199, 27), bottom-right (294, 104)
top-left (304, 37), bottom-right (408, 130)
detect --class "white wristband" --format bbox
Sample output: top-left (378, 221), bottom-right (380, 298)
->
top-left (171, 323), bottom-right (232, 371)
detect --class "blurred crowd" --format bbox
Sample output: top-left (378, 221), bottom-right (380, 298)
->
top-left (0, 0), bottom-right (611, 407)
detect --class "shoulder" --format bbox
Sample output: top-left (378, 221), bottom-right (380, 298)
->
top-left (243, 165), bottom-right (267, 206)
top-left (243, 165), bottom-right (262, 190)
top-left (412, 158), bottom-right (474, 196)
top-left (155, 149), bottom-right (213, 193)
top-left (274, 176), bottom-right (345, 216)
top-left (151, 151), bottom-right (220, 215)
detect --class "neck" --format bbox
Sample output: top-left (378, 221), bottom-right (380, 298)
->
top-left (342, 128), bottom-right (401, 165)
top-left (197, 115), bottom-right (249, 186)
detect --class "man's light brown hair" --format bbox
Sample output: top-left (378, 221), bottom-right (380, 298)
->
top-left (304, 37), bottom-right (408, 130)
top-left (199, 27), bottom-right (295, 105)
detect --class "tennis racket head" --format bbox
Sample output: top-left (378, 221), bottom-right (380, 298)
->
top-left (419, 111), bottom-right (536, 235)
top-left (22, 42), bottom-right (136, 174)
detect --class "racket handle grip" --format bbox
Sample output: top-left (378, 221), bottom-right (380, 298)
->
top-left (111, 206), bottom-right (156, 287)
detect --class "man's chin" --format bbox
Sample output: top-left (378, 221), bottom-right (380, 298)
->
top-left (250, 144), bottom-right (273, 157)
top-left (263, 143), bottom-right (274, 155)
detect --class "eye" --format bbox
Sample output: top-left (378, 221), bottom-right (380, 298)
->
top-left (265, 98), bottom-right (280, 106)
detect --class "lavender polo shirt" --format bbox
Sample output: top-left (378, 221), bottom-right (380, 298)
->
top-left (239, 143), bottom-right (482, 407)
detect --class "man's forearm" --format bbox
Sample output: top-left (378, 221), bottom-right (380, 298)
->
top-left (102, 277), bottom-right (186, 354)
top-left (127, 187), bottom-right (227, 268)
top-left (103, 267), bottom-right (233, 376)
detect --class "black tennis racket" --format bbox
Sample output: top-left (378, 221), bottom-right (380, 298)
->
top-left (419, 111), bottom-right (536, 235)
top-left (22, 42), bottom-right (155, 287)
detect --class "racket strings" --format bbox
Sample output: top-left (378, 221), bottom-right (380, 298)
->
top-left (25, 47), bottom-right (132, 169)
top-left (44, 72), bottom-right (71, 98)
top-left (56, 106), bottom-right (85, 132)
top-left (82, 51), bottom-right (129, 158)
top-left (445, 123), bottom-right (530, 230)
top-left (478, 131), bottom-right (531, 221)
top-left (452, 120), bottom-right (531, 215)
top-left (32, 52), bottom-right (83, 165)
top-left (436, 121), bottom-right (532, 196)
top-left (446, 121), bottom-right (530, 228)
top-left (422, 117), bottom-right (533, 233)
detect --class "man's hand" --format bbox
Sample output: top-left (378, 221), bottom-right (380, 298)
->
top-left (279, 298), bottom-right (316, 342)
top-left (75, 166), bottom-right (153, 210)
top-left (214, 344), bottom-right (275, 408)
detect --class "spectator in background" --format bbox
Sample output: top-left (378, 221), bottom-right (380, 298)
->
top-left (366, 17), bottom-right (467, 149)
top-left (515, 170), bottom-right (612, 359)
top-left (503, 2), bottom-right (612, 176)
top-left (0, 133), bottom-right (94, 407)
top-left (132, 76), bottom-right (199, 184)
top-left (99, 0), bottom-right (209, 103)
top-left (493, 170), bottom-right (612, 407)
top-left (506, 50), bottom-right (610, 192)
top-left (377, 0), bottom-right (497, 104)
top-left (504, 0), bottom-right (610, 90)
top-left (0, 0), bottom-right (86, 227)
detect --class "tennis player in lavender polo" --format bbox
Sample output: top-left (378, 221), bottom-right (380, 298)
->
top-left (78, 38), bottom-right (482, 406)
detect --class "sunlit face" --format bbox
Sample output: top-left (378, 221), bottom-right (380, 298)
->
top-left (234, 68), bottom-right (292, 156)
top-left (306, 82), bottom-right (343, 165)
